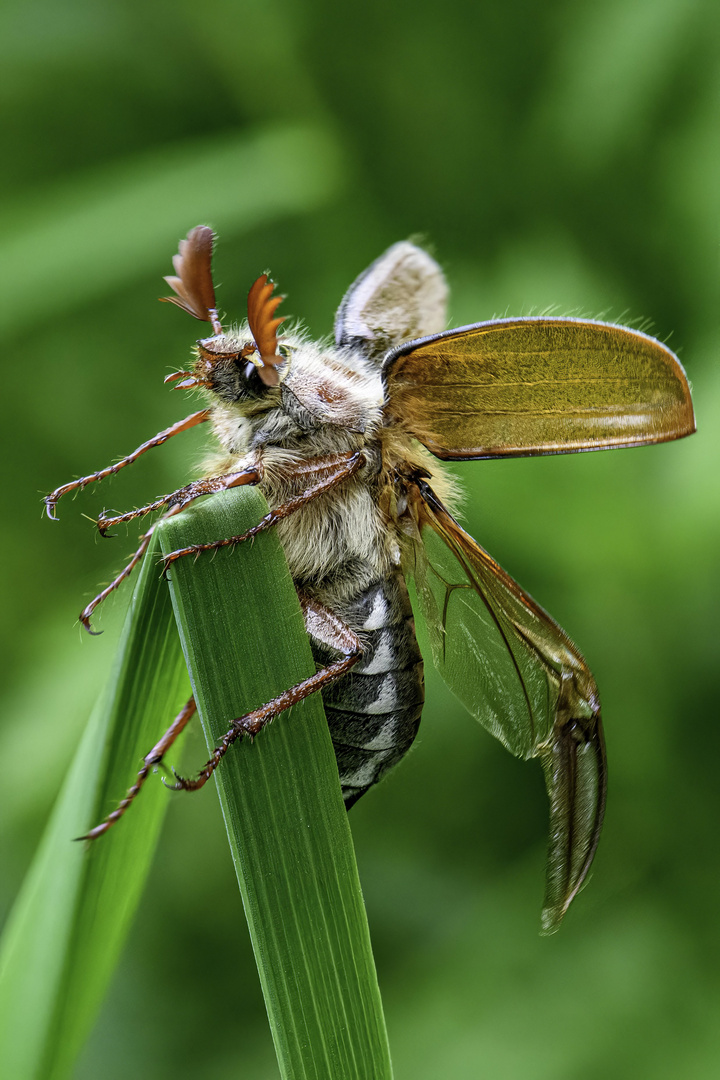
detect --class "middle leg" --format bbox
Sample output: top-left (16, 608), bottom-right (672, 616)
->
top-left (161, 451), bottom-right (366, 568)
top-left (169, 595), bottom-right (363, 792)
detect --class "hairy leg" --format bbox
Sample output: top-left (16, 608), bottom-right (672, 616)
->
top-left (169, 596), bottom-right (362, 792)
top-left (162, 451), bottom-right (365, 568)
top-left (96, 465), bottom-right (263, 536)
top-left (80, 467), bottom-right (262, 632)
top-left (45, 409), bottom-right (210, 519)
top-left (78, 697), bottom-right (197, 840)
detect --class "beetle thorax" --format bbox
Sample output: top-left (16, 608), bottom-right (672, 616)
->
top-left (200, 328), bottom-right (398, 605)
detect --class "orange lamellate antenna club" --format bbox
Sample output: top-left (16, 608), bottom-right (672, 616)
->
top-left (161, 226), bottom-right (223, 334)
top-left (247, 274), bottom-right (286, 387)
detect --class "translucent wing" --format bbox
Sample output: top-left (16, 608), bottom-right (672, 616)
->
top-left (384, 317), bottom-right (695, 459)
top-left (407, 478), bottom-right (606, 933)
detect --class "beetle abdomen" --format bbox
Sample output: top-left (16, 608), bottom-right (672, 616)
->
top-left (311, 573), bottom-right (424, 807)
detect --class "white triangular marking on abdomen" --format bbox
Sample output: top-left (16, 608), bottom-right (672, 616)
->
top-left (362, 593), bottom-right (388, 630)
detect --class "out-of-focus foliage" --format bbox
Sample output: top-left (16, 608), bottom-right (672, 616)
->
top-left (0, 528), bottom-right (189, 1080)
top-left (0, 0), bottom-right (716, 1076)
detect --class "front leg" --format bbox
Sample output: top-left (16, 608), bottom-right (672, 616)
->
top-left (80, 466), bottom-right (262, 632)
top-left (169, 596), bottom-right (363, 792)
top-left (45, 409), bottom-right (210, 519)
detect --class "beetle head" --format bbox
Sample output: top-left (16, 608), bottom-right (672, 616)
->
top-left (161, 226), bottom-right (288, 398)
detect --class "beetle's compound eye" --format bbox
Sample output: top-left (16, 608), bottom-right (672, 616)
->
top-left (234, 355), bottom-right (266, 399)
top-left (241, 344), bottom-right (291, 387)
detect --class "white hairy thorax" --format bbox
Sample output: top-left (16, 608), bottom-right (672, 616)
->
top-left (201, 322), bottom-right (457, 608)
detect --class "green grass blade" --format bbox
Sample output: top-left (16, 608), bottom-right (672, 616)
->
top-left (0, 530), bottom-right (190, 1080)
top-left (159, 488), bottom-right (393, 1080)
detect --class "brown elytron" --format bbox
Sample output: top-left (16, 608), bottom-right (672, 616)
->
top-left (48, 229), bottom-right (695, 931)
top-left (384, 319), bottom-right (695, 459)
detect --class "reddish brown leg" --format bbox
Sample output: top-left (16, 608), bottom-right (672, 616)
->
top-left (162, 451), bottom-right (365, 567)
top-left (169, 596), bottom-right (362, 792)
top-left (80, 467), bottom-right (262, 633)
top-left (97, 496), bottom-right (174, 537)
top-left (80, 526), bottom-right (157, 634)
top-left (78, 697), bottom-right (197, 841)
top-left (45, 409), bottom-right (211, 520)
top-left (96, 465), bottom-right (263, 536)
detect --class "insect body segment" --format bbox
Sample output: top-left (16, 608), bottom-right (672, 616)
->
top-left (312, 573), bottom-right (425, 808)
top-left (48, 229), bottom-right (695, 932)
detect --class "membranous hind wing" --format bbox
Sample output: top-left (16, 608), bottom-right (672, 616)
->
top-left (406, 479), bottom-right (606, 934)
top-left (384, 317), bottom-right (695, 458)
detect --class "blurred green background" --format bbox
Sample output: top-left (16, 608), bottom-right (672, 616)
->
top-left (1, 0), bottom-right (717, 1076)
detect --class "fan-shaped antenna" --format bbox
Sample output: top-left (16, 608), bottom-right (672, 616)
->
top-left (161, 226), bottom-right (222, 334)
top-left (247, 274), bottom-right (286, 387)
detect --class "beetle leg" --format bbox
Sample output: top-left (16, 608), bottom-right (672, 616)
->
top-left (45, 409), bottom-right (211, 519)
top-left (77, 697), bottom-right (197, 841)
top-left (162, 451), bottom-right (365, 567)
top-left (80, 467), bottom-right (262, 632)
top-left (80, 526), bottom-right (157, 634)
top-left (169, 596), bottom-right (362, 792)
top-left (96, 465), bottom-right (263, 536)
